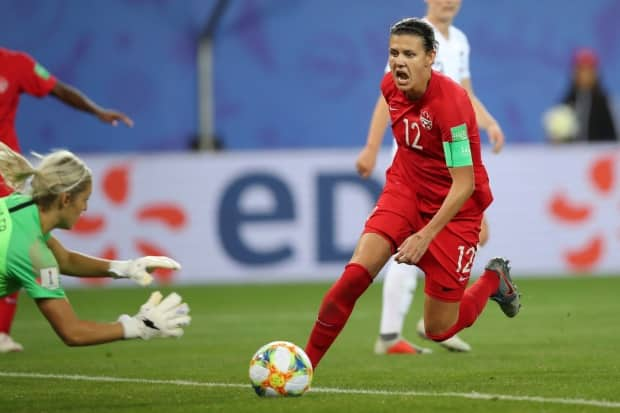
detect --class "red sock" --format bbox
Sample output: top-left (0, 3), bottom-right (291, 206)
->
top-left (0, 292), bottom-right (19, 334)
top-left (426, 270), bottom-right (499, 342)
top-left (305, 263), bottom-right (373, 368)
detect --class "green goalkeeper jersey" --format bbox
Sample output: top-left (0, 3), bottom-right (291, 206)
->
top-left (0, 194), bottom-right (66, 299)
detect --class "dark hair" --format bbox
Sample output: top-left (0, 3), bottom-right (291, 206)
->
top-left (390, 18), bottom-right (437, 53)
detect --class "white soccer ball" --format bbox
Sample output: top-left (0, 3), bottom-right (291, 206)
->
top-left (249, 340), bottom-right (313, 397)
top-left (542, 104), bottom-right (578, 142)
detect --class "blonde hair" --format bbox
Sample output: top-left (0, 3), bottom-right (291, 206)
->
top-left (0, 142), bottom-right (92, 204)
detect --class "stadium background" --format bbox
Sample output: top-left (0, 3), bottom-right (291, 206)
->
top-left (0, 0), bottom-right (619, 284)
top-left (2, 2), bottom-right (620, 411)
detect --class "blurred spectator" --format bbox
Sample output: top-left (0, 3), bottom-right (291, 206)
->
top-left (544, 48), bottom-right (617, 143)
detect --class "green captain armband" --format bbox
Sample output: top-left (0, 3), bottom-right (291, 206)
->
top-left (443, 124), bottom-right (473, 167)
top-left (34, 63), bottom-right (51, 80)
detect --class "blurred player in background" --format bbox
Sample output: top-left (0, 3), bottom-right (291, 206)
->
top-left (543, 48), bottom-right (617, 143)
top-left (355, 0), bottom-right (506, 355)
top-left (305, 18), bottom-right (520, 370)
top-left (0, 143), bottom-right (190, 346)
top-left (0, 47), bottom-right (133, 352)
top-left (561, 48), bottom-right (617, 142)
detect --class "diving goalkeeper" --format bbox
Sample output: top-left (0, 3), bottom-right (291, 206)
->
top-left (0, 142), bottom-right (190, 346)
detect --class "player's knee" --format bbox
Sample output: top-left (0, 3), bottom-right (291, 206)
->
top-left (425, 328), bottom-right (456, 343)
top-left (424, 320), bottom-right (457, 342)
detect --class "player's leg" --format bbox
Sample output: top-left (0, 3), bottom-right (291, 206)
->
top-left (0, 292), bottom-right (23, 353)
top-left (422, 258), bottom-right (520, 342)
top-left (305, 201), bottom-right (416, 368)
top-left (415, 251), bottom-right (473, 352)
top-left (416, 316), bottom-right (471, 352)
top-left (0, 183), bottom-right (22, 353)
top-left (422, 294), bottom-right (460, 338)
top-left (415, 216), bottom-right (490, 352)
top-left (422, 272), bottom-right (494, 341)
top-left (424, 214), bottom-right (488, 349)
top-left (415, 217), bottom-right (487, 352)
top-left (375, 262), bottom-right (431, 355)
top-left (305, 232), bottom-right (392, 368)
top-left (417, 216), bottom-right (518, 342)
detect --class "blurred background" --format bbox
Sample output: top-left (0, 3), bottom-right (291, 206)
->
top-left (2, 0), bottom-right (619, 152)
top-left (1, 0), bottom-right (619, 285)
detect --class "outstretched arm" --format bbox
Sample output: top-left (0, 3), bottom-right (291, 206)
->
top-left (356, 94), bottom-right (390, 178)
top-left (37, 291), bottom-right (191, 346)
top-left (37, 297), bottom-right (125, 346)
top-left (47, 236), bottom-right (180, 286)
top-left (461, 78), bottom-right (504, 153)
top-left (47, 236), bottom-right (110, 277)
top-left (50, 80), bottom-right (134, 127)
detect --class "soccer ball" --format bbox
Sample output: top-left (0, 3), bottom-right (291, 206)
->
top-left (542, 104), bottom-right (578, 142)
top-left (249, 341), bottom-right (313, 397)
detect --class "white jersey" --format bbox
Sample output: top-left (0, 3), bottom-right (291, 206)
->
top-left (385, 18), bottom-right (471, 154)
top-left (425, 18), bottom-right (470, 82)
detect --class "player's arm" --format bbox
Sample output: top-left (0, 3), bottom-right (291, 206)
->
top-left (395, 165), bottom-right (474, 265)
top-left (47, 236), bottom-right (110, 277)
top-left (37, 297), bottom-right (125, 346)
top-left (422, 165), bottom-right (474, 237)
top-left (424, 121), bottom-right (478, 235)
top-left (395, 115), bottom-right (476, 265)
top-left (356, 94), bottom-right (390, 178)
top-left (50, 80), bottom-right (134, 127)
top-left (461, 78), bottom-right (504, 153)
top-left (36, 291), bottom-right (191, 346)
top-left (47, 236), bottom-right (180, 286)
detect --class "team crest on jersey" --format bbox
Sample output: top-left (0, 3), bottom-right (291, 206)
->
top-left (420, 110), bottom-right (433, 130)
top-left (0, 76), bottom-right (8, 94)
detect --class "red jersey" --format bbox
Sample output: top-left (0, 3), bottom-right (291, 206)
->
top-left (381, 70), bottom-right (493, 218)
top-left (0, 48), bottom-right (57, 152)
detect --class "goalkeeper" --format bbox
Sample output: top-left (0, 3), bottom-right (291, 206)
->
top-left (0, 143), bottom-right (191, 346)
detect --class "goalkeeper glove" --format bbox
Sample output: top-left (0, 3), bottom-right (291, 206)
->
top-left (109, 256), bottom-right (181, 286)
top-left (118, 291), bottom-right (191, 340)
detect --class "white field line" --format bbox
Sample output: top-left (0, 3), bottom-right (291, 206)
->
top-left (1, 371), bottom-right (619, 409)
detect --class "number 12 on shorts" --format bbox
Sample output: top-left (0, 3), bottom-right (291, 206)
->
top-left (456, 245), bottom-right (476, 274)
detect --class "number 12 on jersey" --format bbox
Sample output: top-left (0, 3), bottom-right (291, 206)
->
top-left (403, 118), bottom-right (423, 150)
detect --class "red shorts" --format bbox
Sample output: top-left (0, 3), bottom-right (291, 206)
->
top-left (363, 189), bottom-right (482, 302)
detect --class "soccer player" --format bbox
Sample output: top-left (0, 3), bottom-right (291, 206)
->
top-left (0, 47), bottom-right (133, 352)
top-left (304, 18), bottom-right (520, 369)
top-left (356, 0), bottom-right (506, 354)
top-left (0, 143), bottom-right (190, 346)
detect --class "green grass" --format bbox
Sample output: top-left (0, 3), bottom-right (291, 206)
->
top-left (1, 277), bottom-right (620, 412)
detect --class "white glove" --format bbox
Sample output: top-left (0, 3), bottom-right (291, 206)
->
top-left (118, 291), bottom-right (191, 340)
top-left (109, 256), bottom-right (181, 286)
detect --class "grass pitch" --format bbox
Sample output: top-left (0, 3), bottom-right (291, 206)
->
top-left (1, 276), bottom-right (619, 412)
